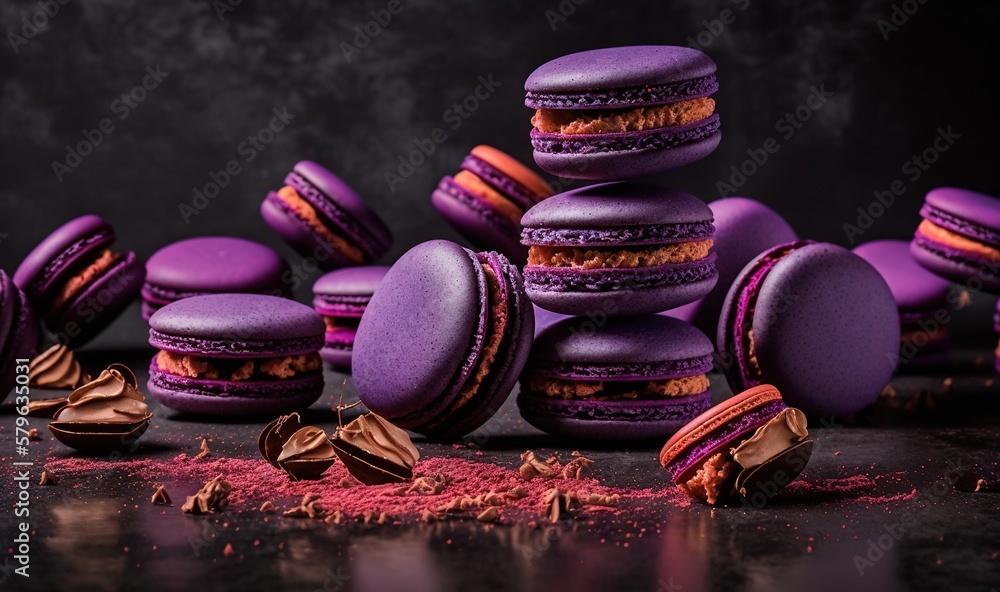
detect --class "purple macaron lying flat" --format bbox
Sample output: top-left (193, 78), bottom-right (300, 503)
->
top-left (147, 294), bottom-right (325, 416)
top-left (853, 239), bottom-right (954, 368)
top-left (521, 182), bottom-right (718, 317)
top-left (142, 236), bottom-right (291, 321)
top-left (1, 270), bottom-right (40, 402)
top-left (664, 197), bottom-right (797, 336)
top-left (352, 240), bottom-right (533, 440)
top-left (312, 265), bottom-right (389, 368)
top-left (14, 215), bottom-right (144, 347)
top-left (525, 46), bottom-right (721, 180)
top-left (518, 315), bottom-right (713, 441)
top-left (911, 187), bottom-right (1000, 293)
top-left (261, 161), bottom-right (393, 270)
top-left (718, 241), bottom-right (899, 416)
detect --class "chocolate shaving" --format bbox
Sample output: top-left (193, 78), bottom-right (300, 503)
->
top-left (195, 439), bottom-right (211, 460)
top-left (562, 455), bottom-right (594, 479)
top-left (542, 488), bottom-right (577, 522)
top-left (477, 506), bottom-right (499, 523)
top-left (325, 510), bottom-right (344, 524)
top-left (519, 450), bottom-right (556, 481)
top-left (39, 471), bottom-right (56, 486)
top-left (181, 476), bottom-right (231, 514)
top-left (151, 486), bottom-right (172, 505)
top-left (407, 474), bottom-right (449, 495)
top-left (223, 543), bottom-right (235, 557)
top-left (505, 486), bottom-right (528, 500)
top-left (259, 501), bottom-right (276, 513)
top-left (26, 428), bottom-right (41, 441)
top-left (421, 508), bottom-right (444, 523)
top-left (330, 412), bottom-right (419, 485)
top-left (283, 493), bottom-right (325, 518)
top-left (582, 493), bottom-right (620, 507)
top-left (26, 398), bottom-right (68, 418)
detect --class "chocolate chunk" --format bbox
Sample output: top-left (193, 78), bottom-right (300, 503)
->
top-left (181, 476), bottom-right (231, 514)
top-left (39, 471), bottom-right (56, 486)
top-left (49, 364), bottom-right (152, 452)
top-left (735, 439), bottom-right (815, 504)
top-left (283, 493), bottom-right (325, 519)
top-left (477, 506), bottom-right (499, 523)
top-left (29, 344), bottom-right (91, 389)
top-left (330, 413), bottom-right (419, 485)
top-left (151, 486), bottom-right (172, 505)
top-left (562, 455), bottom-right (594, 479)
top-left (26, 398), bottom-right (68, 418)
top-left (194, 439), bottom-right (211, 460)
top-left (519, 450), bottom-right (556, 481)
top-left (26, 428), bottom-right (41, 441)
top-left (259, 414), bottom-right (337, 480)
top-left (259, 501), bottom-right (276, 513)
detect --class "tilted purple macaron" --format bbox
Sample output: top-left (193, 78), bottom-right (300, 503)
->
top-left (352, 240), bottom-right (533, 440)
top-left (718, 241), bottom-right (899, 416)
top-left (1, 270), bottom-right (40, 402)
top-left (521, 182), bottom-right (718, 317)
top-left (14, 215), bottom-right (144, 347)
top-left (665, 197), bottom-right (797, 336)
top-left (911, 187), bottom-right (1000, 293)
top-left (518, 315), bottom-right (713, 441)
top-left (312, 265), bottom-right (389, 368)
top-left (147, 294), bottom-right (325, 416)
top-left (261, 161), bottom-right (393, 270)
top-left (142, 236), bottom-right (291, 321)
top-left (853, 239), bottom-right (954, 368)
top-left (525, 45), bottom-right (721, 180)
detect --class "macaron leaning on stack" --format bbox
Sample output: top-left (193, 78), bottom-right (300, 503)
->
top-left (147, 294), bottom-right (325, 415)
top-left (312, 265), bottom-right (389, 368)
top-left (14, 215), bottom-right (145, 347)
top-left (433, 145), bottom-right (554, 265)
top-left (142, 236), bottom-right (291, 321)
top-left (1, 270), bottom-right (39, 402)
top-left (262, 160), bottom-right (393, 270)
top-left (352, 240), bottom-right (533, 440)
top-left (525, 45), bottom-right (721, 180)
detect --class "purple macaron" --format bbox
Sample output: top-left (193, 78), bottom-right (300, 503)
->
top-left (911, 187), bottom-right (1000, 293)
top-left (312, 265), bottom-right (389, 368)
top-left (261, 161), bottom-right (393, 270)
top-left (14, 215), bottom-right (144, 347)
top-left (1, 270), bottom-right (40, 402)
top-left (664, 197), bottom-right (797, 336)
top-left (518, 315), bottom-right (713, 441)
top-left (525, 45), bottom-right (721, 180)
top-left (142, 236), bottom-right (291, 321)
top-left (352, 240), bottom-right (533, 440)
top-left (718, 241), bottom-right (899, 416)
top-left (994, 302), bottom-right (1000, 374)
top-left (147, 294), bottom-right (325, 416)
top-left (853, 239), bottom-right (953, 368)
top-left (520, 182), bottom-right (718, 317)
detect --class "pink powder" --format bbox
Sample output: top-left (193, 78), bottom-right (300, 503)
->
top-left (784, 474), bottom-right (919, 505)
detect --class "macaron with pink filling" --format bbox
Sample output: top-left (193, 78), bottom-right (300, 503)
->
top-left (312, 265), bottom-right (389, 368)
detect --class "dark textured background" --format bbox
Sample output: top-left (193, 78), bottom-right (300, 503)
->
top-left (2, 0), bottom-right (998, 348)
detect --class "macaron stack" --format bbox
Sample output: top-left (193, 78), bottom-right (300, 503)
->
top-left (516, 46), bottom-right (724, 441)
top-left (311, 265), bottom-right (389, 369)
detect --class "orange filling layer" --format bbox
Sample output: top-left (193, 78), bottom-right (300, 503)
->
top-left (532, 97), bottom-right (715, 135)
top-left (527, 241), bottom-right (712, 269)
top-left (919, 219), bottom-right (1000, 263)
top-left (275, 186), bottom-right (365, 264)
top-left (53, 249), bottom-right (120, 311)
top-left (324, 316), bottom-right (361, 331)
top-left (679, 452), bottom-right (736, 505)
top-left (155, 350), bottom-right (321, 381)
top-left (453, 170), bottom-right (525, 224)
top-left (529, 375), bottom-right (709, 400)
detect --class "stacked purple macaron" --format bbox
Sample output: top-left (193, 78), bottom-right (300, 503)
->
top-left (312, 265), bottom-right (389, 369)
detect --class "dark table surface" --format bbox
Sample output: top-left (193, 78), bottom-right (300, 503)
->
top-left (2, 346), bottom-right (999, 592)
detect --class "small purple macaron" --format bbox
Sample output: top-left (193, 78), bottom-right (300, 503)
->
top-left (261, 161), bottom-right (393, 270)
top-left (1, 270), bottom-right (40, 402)
top-left (352, 240), bottom-right (533, 440)
top-left (525, 45), bottom-right (721, 180)
top-left (521, 182), bottom-right (718, 317)
top-left (142, 236), bottom-right (291, 321)
top-left (518, 315), bottom-right (713, 441)
top-left (853, 239), bottom-right (954, 368)
top-left (14, 215), bottom-right (144, 347)
top-left (664, 197), bottom-right (797, 336)
top-left (718, 241), bottom-right (899, 416)
top-left (911, 187), bottom-right (1000, 293)
top-left (312, 265), bottom-right (389, 368)
top-left (147, 294), bottom-right (325, 416)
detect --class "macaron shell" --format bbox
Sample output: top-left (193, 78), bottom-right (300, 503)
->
top-left (1, 272), bottom-right (40, 402)
top-left (51, 252), bottom-right (145, 347)
top-left (260, 192), bottom-right (359, 270)
top-left (148, 365), bottom-right (323, 416)
top-left (320, 345), bottom-right (354, 369)
top-left (751, 244), bottom-right (899, 416)
top-left (352, 240), bottom-right (488, 422)
top-left (853, 239), bottom-right (952, 310)
top-left (924, 187), bottom-right (1000, 236)
top-left (465, 145), bottom-right (552, 207)
top-left (14, 215), bottom-right (115, 299)
top-left (910, 234), bottom-right (1000, 292)
top-left (312, 265), bottom-right (390, 298)
top-left (432, 180), bottom-right (529, 264)
top-left (531, 122), bottom-right (721, 180)
top-left (144, 237), bottom-right (289, 295)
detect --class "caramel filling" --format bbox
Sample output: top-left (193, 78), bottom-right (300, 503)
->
top-left (918, 219), bottom-right (1000, 263)
top-left (453, 170), bottom-right (524, 224)
top-left (451, 264), bottom-right (506, 411)
top-left (679, 452), bottom-right (737, 505)
top-left (532, 97), bottom-right (715, 135)
top-left (275, 186), bottom-right (365, 264)
top-left (324, 316), bottom-right (362, 331)
top-left (529, 374), bottom-right (709, 400)
top-left (155, 350), bottom-right (321, 381)
top-left (53, 249), bottom-right (120, 311)
top-left (527, 240), bottom-right (712, 269)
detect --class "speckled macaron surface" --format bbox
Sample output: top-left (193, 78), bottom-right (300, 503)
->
top-left (1, 270), bottom-right (39, 402)
top-left (312, 265), bottom-right (389, 368)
